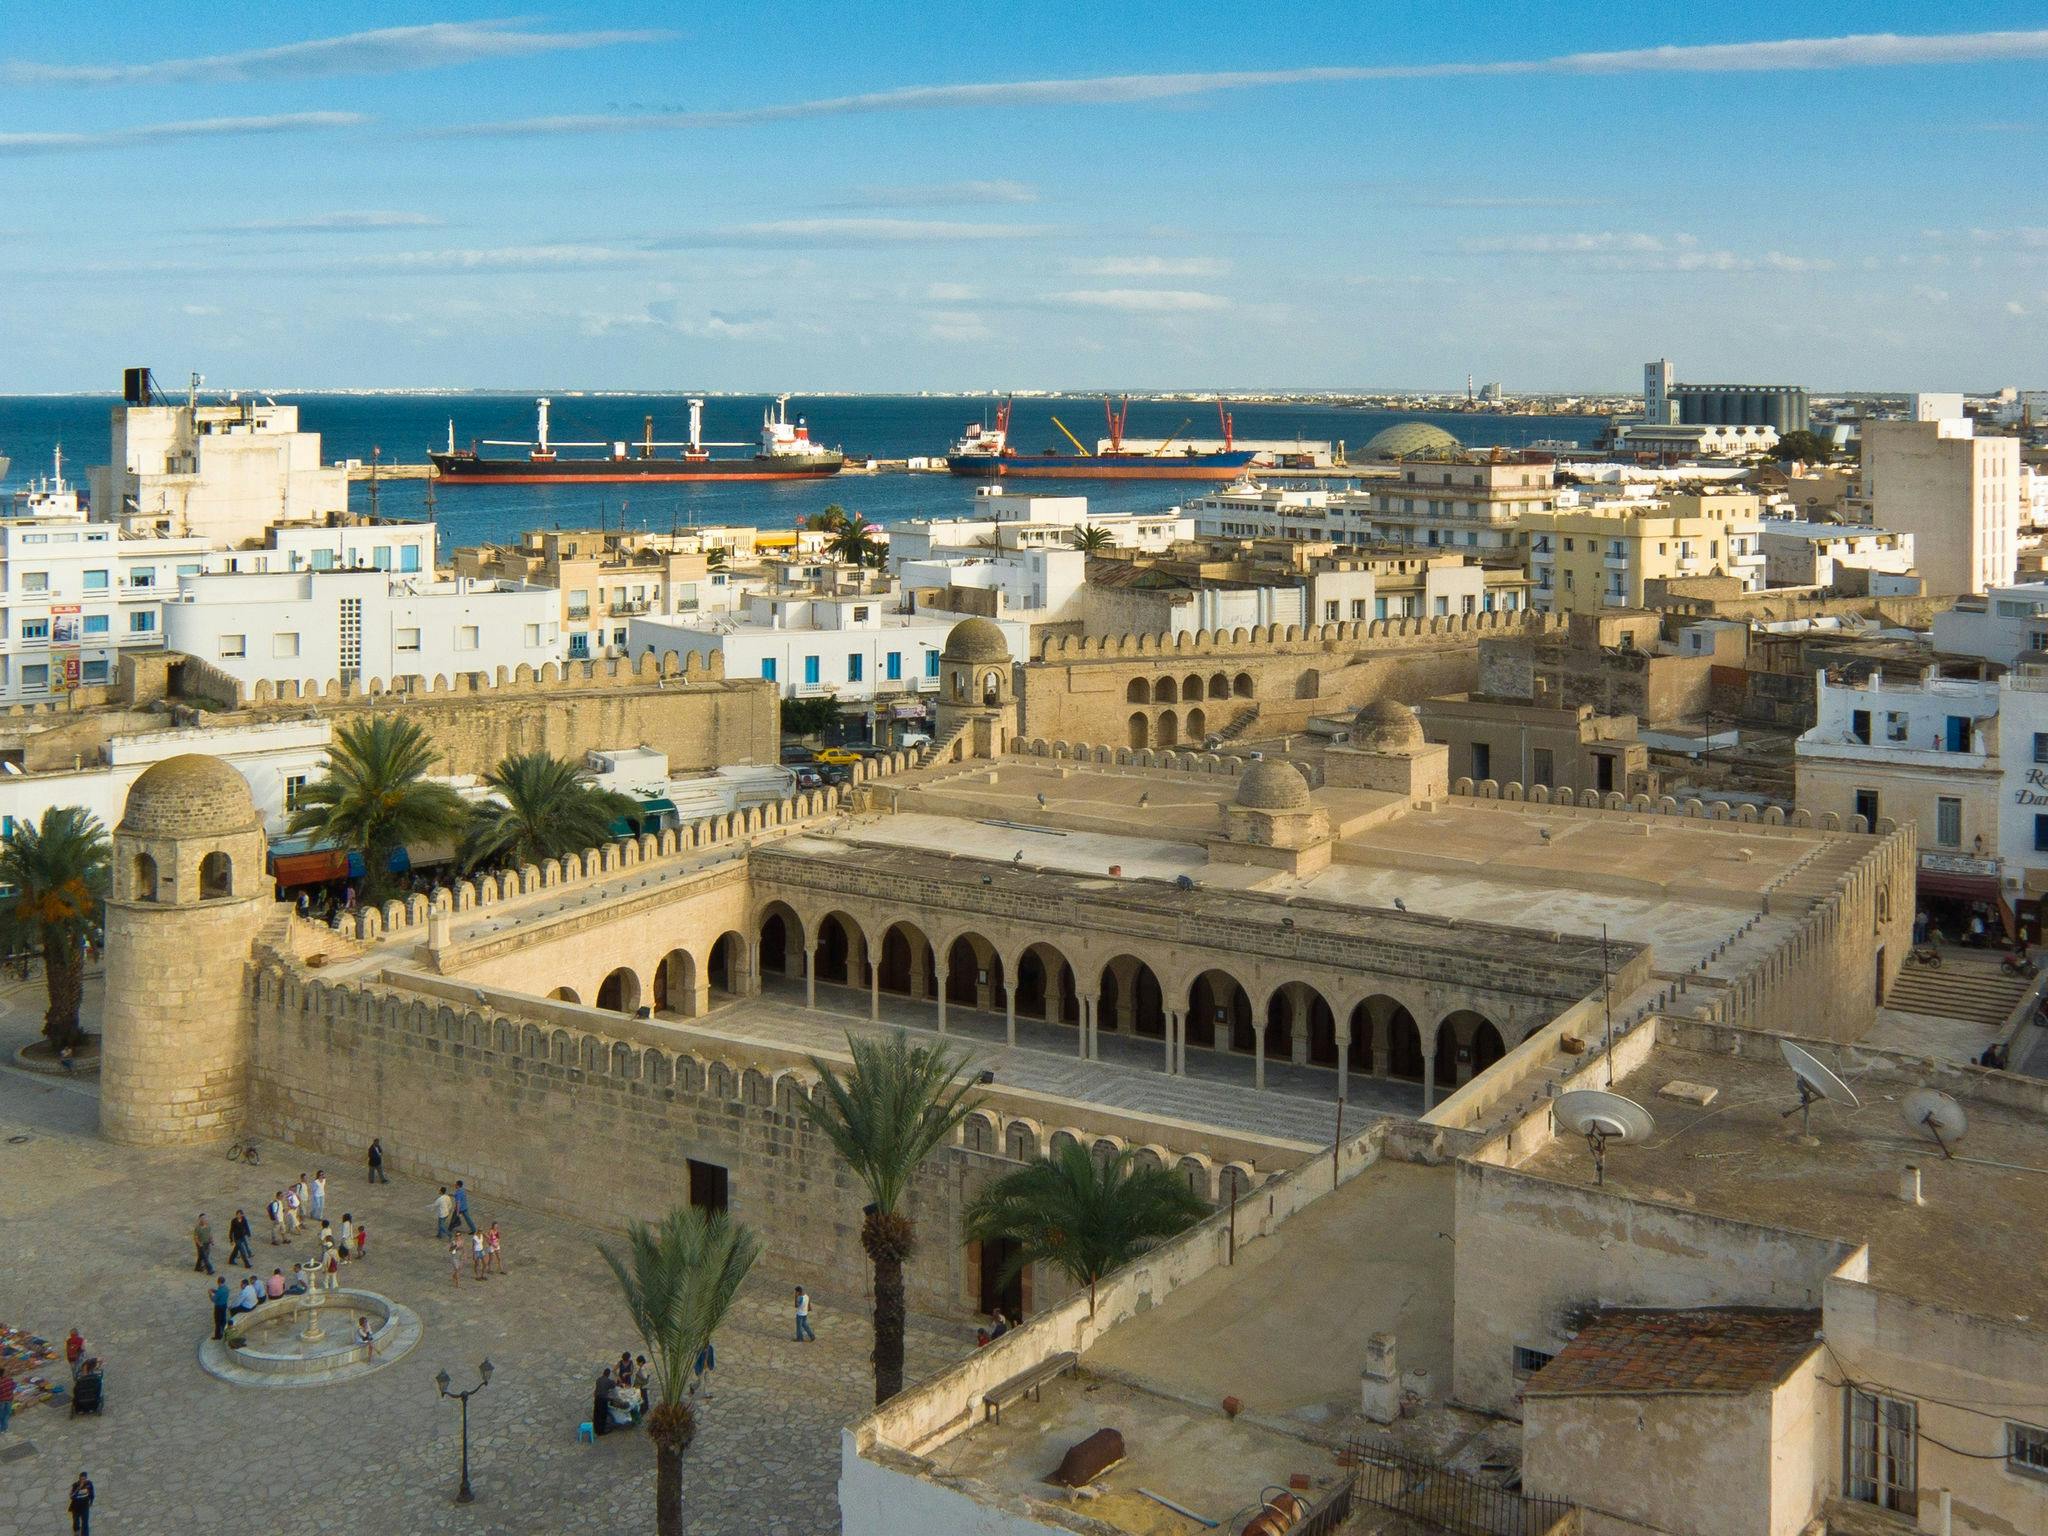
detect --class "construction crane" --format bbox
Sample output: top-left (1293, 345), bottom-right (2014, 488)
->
top-left (1154, 417), bottom-right (1194, 456)
top-left (1050, 416), bottom-right (1092, 456)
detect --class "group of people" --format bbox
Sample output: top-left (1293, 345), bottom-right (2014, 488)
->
top-left (200, 1166), bottom-right (379, 1344)
top-left (592, 1352), bottom-right (654, 1434)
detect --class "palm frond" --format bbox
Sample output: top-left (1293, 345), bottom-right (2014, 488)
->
top-left (800, 1031), bottom-right (984, 1215)
top-left (600, 1205), bottom-right (760, 1409)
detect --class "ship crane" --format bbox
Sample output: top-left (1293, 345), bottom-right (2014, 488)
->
top-left (1155, 417), bottom-right (1194, 457)
top-left (1049, 416), bottom-right (1092, 456)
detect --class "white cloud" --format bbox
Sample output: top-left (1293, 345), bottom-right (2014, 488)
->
top-left (223, 210), bottom-right (443, 234)
top-left (338, 245), bottom-right (656, 274)
top-left (833, 179), bottom-right (1039, 208)
top-left (1913, 285), bottom-right (1952, 304)
top-left (0, 112), bottom-right (365, 156)
top-left (449, 30), bottom-right (2048, 136)
top-left (926, 311), bottom-right (995, 343)
top-left (1, 22), bottom-right (665, 87)
top-left (1970, 227), bottom-right (2048, 248)
top-left (926, 282), bottom-right (980, 301)
top-left (1042, 288), bottom-right (1229, 313)
top-left (180, 304), bottom-right (220, 316)
top-left (652, 219), bottom-right (1054, 248)
top-left (1460, 231), bottom-right (1832, 272)
top-left (1064, 256), bottom-right (1231, 278)
top-left (2007, 301), bottom-right (2030, 316)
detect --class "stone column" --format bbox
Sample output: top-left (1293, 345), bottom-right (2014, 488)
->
top-left (1255, 1018), bottom-right (1266, 1091)
top-left (1421, 1051), bottom-right (1435, 1112)
top-left (1336, 1032), bottom-right (1349, 1102)
top-left (1162, 1007), bottom-right (1178, 1073)
top-left (1371, 1013), bottom-right (1392, 1079)
top-left (1290, 993), bottom-right (1309, 1067)
top-left (869, 959), bottom-right (881, 1023)
top-left (804, 942), bottom-right (818, 1010)
top-left (936, 959), bottom-right (950, 1035)
top-left (1005, 978), bottom-right (1017, 1048)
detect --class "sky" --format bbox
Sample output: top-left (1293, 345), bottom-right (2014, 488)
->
top-left (2, 3), bottom-right (2047, 394)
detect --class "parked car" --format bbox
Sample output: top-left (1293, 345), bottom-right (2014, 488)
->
top-left (819, 764), bottom-right (854, 786)
top-left (793, 768), bottom-right (824, 790)
top-left (813, 747), bottom-right (862, 766)
top-left (900, 731), bottom-right (932, 750)
top-left (780, 745), bottom-right (817, 765)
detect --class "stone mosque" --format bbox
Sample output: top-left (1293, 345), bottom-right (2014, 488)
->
top-left (97, 617), bottom-right (1913, 1317)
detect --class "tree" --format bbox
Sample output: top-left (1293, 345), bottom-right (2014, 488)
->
top-left (780, 696), bottom-right (842, 741)
top-left (287, 717), bottom-right (468, 906)
top-left (800, 1031), bottom-right (984, 1403)
top-left (0, 807), bottom-right (109, 1052)
top-left (461, 752), bottom-right (638, 873)
top-left (831, 513), bottom-right (886, 569)
top-left (808, 504), bottom-right (851, 532)
top-left (601, 1205), bottom-right (759, 1536)
top-left (1771, 429), bottom-right (1838, 463)
top-left (1070, 524), bottom-right (1113, 556)
top-left (965, 1142), bottom-right (1208, 1317)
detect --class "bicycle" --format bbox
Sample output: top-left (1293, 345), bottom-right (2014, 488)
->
top-left (225, 1139), bottom-right (262, 1165)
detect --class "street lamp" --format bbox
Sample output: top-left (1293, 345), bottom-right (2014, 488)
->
top-left (435, 1358), bottom-right (494, 1503)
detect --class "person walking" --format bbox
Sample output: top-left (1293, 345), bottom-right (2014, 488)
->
top-left (284, 1184), bottom-right (303, 1234)
top-left (486, 1221), bottom-right (504, 1274)
top-left (192, 1213), bottom-right (215, 1274)
top-left (227, 1209), bottom-right (253, 1269)
top-left (267, 1192), bottom-right (286, 1245)
top-left (322, 1247), bottom-right (341, 1293)
top-left (354, 1220), bottom-right (368, 1263)
top-left (293, 1175), bottom-right (310, 1225)
top-left (433, 1187), bottom-right (454, 1239)
top-left (367, 1138), bottom-right (388, 1184)
top-left (470, 1228), bottom-right (487, 1281)
top-left (691, 1340), bottom-right (716, 1399)
top-left (452, 1180), bottom-right (478, 1234)
top-left (310, 1170), bottom-right (327, 1222)
top-left (68, 1472), bottom-right (94, 1536)
top-left (448, 1238), bottom-right (463, 1287)
top-left (210, 1276), bottom-right (230, 1340)
top-left (794, 1285), bottom-right (815, 1343)
top-left (338, 1214), bottom-right (355, 1261)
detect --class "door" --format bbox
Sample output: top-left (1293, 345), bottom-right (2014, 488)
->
top-left (687, 1159), bottom-right (729, 1215)
top-left (1471, 741), bottom-right (1491, 782)
top-left (978, 1237), bottom-right (1024, 1319)
top-left (1854, 789), bottom-right (1880, 830)
top-left (1594, 752), bottom-right (1615, 794)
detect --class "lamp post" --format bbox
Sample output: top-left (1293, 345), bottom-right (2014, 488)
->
top-left (435, 1359), bottom-right (494, 1503)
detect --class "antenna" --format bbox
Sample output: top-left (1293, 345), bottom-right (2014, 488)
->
top-left (1779, 1040), bottom-right (1859, 1145)
top-left (1554, 1090), bottom-right (1654, 1186)
top-left (1901, 1090), bottom-right (1967, 1159)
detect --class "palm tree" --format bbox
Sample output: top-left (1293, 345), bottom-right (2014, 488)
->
top-left (964, 1142), bottom-right (1208, 1317)
top-left (808, 503), bottom-right (851, 533)
top-left (800, 1031), bottom-right (984, 1403)
top-left (601, 1205), bottom-right (759, 1536)
top-left (287, 716), bottom-right (468, 906)
top-left (0, 807), bottom-right (109, 1052)
top-left (1070, 524), bottom-right (1113, 556)
top-left (831, 514), bottom-right (885, 569)
top-left (461, 752), bottom-right (638, 873)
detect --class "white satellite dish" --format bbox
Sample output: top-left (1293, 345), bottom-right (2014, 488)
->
top-left (1779, 1040), bottom-right (1859, 1144)
top-left (1902, 1089), bottom-right (1967, 1159)
top-left (1555, 1089), bottom-right (1655, 1186)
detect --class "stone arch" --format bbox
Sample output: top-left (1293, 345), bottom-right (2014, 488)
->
top-left (1183, 673), bottom-right (1205, 702)
top-left (877, 918), bottom-right (937, 999)
top-left (1156, 709), bottom-right (1179, 748)
top-left (134, 851), bottom-right (159, 902)
top-left (1128, 712), bottom-right (1149, 751)
top-left (756, 900), bottom-right (803, 977)
top-left (1470, 1017), bottom-right (1507, 1076)
top-left (596, 967), bottom-right (641, 1014)
top-left (1175, 1154), bottom-right (1214, 1199)
top-left (1286, 982), bottom-right (1339, 1066)
top-left (654, 948), bottom-right (699, 1016)
top-left (945, 931), bottom-right (1005, 1012)
top-left (1233, 671), bottom-right (1254, 699)
top-left (1209, 670), bottom-right (1231, 699)
top-left (1049, 1128), bottom-right (1083, 1160)
top-left (1385, 1004), bottom-right (1426, 1082)
top-left (814, 909), bottom-right (866, 986)
top-left (548, 985), bottom-right (580, 1004)
top-left (1155, 675), bottom-right (1178, 704)
top-left (1187, 967), bottom-right (1253, 1052)
top-left (1003, 1118), bottom-right (1040, 1162)
top-left (706, 930), bottom-right (747, 998)
top-left (1126, 677), bottom-right (1150, 704)
top-left (961, 1109), bottom-right (999, 1154)
top-left (1097, 953), bottom-right (1166, 1039)
top-left (199, 850), bottom-right (232, 900)
top-left (1014, 940), bottom-right (1080, 1026)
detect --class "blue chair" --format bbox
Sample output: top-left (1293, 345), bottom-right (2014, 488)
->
top-left (577, 1421), bottom-right (594, 1444)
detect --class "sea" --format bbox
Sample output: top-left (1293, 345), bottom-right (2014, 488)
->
top-left (0, 393), bottom-right (1613, 555)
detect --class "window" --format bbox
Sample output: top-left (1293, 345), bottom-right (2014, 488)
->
top-left (523, 624), bottom-right (542, 648)
top-left (84, 614), bottom-right (109, 636)
top-left (128, 569), bottom-right (155, 589)
top-left (1846, 1388), bottom-right (1917, 1516)
top-left (21, 573), bottom-right (47, 593)
top-left (273, 633), bottom-right (300, 659)
top-left (21, 664), bottom-right (48, 690)
top-left (394, 627), bottom-right (422, 652)
top-left (1351, 599), bottom-right (1367, 619)
top-left (611, 628), bottom-right (626, 648)
top-left (847, 653), bottom-right (864, 682)
top-left (1937, 797), bottom-right (1962, 849)
top-left (18, 619), bottom-right (48, 642)
top-left (924, 650), bottom-right (941, 679)
top-left (1851, 709), bottom-right (1872, 745)
top-left (399, 545), bottom-right (421, 573)
top-left (803, 655), bottom-right (821, 686)
top-left (371, 546), bottom-right (391, 571)
top-left (885, 651), bottom-right (902, 682)
top-left (311, 550), bottom-right (335, 572)
top-left (2034, 732), bottom-right (2048, 766)
top-left (454, 625), bottom-right (479, 652)
top-left (567, 632), bottom-right (590, 660)
top-left (83, 570), bottom-right (108, 592)
top-left (1885, 711), bottom-right (1908, 743)
top-left (81, 660), bottom-right (108, 683)
top-left (219, 635), bottom-right (247, 658)
top-left (129, 611), bottom-right (155, 635)
top-left (1532, 748), bottom-right (1554, 787)
top-left (1324, 600), bottom-right (1340, 621)
top-left (761, 657), bottom-right (777, 682)
top-left (567, 589), bottom-right (590, 618)
top-left (853, 606), bottom-right (871, 622)
top-left (284, 774), bottom-right (308, 811)
top-left (176, 563), bottom-right (201, 579)
top-left (2006, 1422), bottom-right (2048, 1480)
top-left (1512, 1346), bottom-right (1554, 1378)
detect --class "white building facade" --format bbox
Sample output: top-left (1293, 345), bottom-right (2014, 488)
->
top-left (889, 491), bottom-right (1193, 565)
top-left (1932, 582), bottom-right (2048, 666)
top-left (1859, 417), bottom-right (2020, 595)
top-left (1759, 520), bottom-right (1918, 589)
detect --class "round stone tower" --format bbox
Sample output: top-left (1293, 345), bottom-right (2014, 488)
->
top-left (101, 754), bottom-right (271, 1146)
top-left (935, 617), bottom-right (1018, 760)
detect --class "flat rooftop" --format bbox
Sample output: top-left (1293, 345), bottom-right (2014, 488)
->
top-left (1518, 1040), bottom-right (2048, 1324)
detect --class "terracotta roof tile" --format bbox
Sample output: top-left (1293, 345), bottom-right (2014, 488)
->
top-left (1522, 1308), bottom-right (1821, 1397)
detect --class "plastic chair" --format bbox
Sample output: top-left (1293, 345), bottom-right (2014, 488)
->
top-left (577, 1421), bottom-right (594, 1444)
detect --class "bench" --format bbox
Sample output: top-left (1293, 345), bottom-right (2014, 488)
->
top-left (982, 1350), bottom-right (1078, 1423)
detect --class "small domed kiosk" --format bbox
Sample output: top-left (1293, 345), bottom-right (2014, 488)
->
top-left (1323, 699), bottom-right (1449, 799)
top-left (1213, 757), bottom-right (1331, 873)
top-left (101, 754), bottom-right (271, 1145)
top-left (934, 618), bottom-right (1018, 761)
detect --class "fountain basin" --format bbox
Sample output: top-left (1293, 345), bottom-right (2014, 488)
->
top-left (199, 1288), bottom-right (421, 1387)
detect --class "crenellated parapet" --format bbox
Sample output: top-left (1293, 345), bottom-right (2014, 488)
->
top-left (1033, 608), bottom-right (1563, 663)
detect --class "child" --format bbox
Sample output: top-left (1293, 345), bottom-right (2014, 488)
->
top-left (356, 1316), bottom-right (376, 1361)
top-left (449, 1238), bottom-right (463, 1287)
top-left (354, 1220), bottom-right (367, 1262)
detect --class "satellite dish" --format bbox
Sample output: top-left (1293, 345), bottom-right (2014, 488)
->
top-left (1779, 1040), bottom-right (1859, 1144)
top-left (1902, 1090), bottom-right (1967, 1159)
top-left (1555, 1089), bottom-right (1655, 1185)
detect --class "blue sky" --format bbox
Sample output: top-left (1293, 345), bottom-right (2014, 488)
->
top-left (3, 4), bottom-right (2046, 393)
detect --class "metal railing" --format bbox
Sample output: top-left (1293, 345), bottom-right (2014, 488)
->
top-left (1349, 1446), bottom-right (1578, 1536)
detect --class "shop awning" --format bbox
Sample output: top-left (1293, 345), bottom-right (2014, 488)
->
top-left (273, 849), bottom-right (350, 888)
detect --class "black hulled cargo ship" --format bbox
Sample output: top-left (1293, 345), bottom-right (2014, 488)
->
top-left (429, 395), bottom-right (844, 484)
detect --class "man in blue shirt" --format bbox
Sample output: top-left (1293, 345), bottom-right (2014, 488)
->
top-left (210, 1277), bottom-right (230, 1340)
top-left (452, 1180), bottom-right (478, 1234)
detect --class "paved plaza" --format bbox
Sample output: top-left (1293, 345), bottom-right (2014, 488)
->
top-left (0, 979), bottom-right (962, 1536)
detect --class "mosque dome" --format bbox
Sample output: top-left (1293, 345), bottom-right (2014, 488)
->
top-left (119, 754), bottom-right (260, 838)
top-left (1234, 758), bottom-right (1312, 812)
top-left (1361, 422), bottom-right (1462, 461)
top-left (1353, 700), bottom-right (1424, 751)
top-left (941, 617), bottom-right (1012, 664)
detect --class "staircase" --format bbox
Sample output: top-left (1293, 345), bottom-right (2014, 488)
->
top-left (1885, 957), bottom-right (2030, 1026)
top-left (914, 720), bottom-right (967, 768)
top-left (1213, 705), bottom-right (1261, 744)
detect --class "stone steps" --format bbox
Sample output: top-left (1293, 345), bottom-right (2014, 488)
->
top-left (1884, 963), bottom-right (2028, 1025)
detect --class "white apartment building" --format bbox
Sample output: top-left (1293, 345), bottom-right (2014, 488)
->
top-left (1859, 417), bottom-right (2020, 595)
top-left (1344, 459), bottom-right (1558, 553)
top-left (209, 521), bottom-right (434, 576)
top-left (1931, 582), bottom-right (2048, 666)
top-left (888, 491), bottom-right (1192, 565)
top-left (163, 570), bottom-right (560, 691)
top-left (1614, 421), bottom-right (1779, 458)
top-left (897, 545), bottom-right (1089, 625)
top-left (628, 588), bottom-right (1027, 708)
top-left (1185, 484), bottom-right (1375, 546)
top-left (1759, 520), bottom-right (1918, 589)
top-left (88, 376), bottom-right (350, 546)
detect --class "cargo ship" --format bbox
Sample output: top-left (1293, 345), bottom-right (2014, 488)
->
top-left (946, 398), bottom-right (1256, 481)
top-left (430, 395), bottom-right (843, 483)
